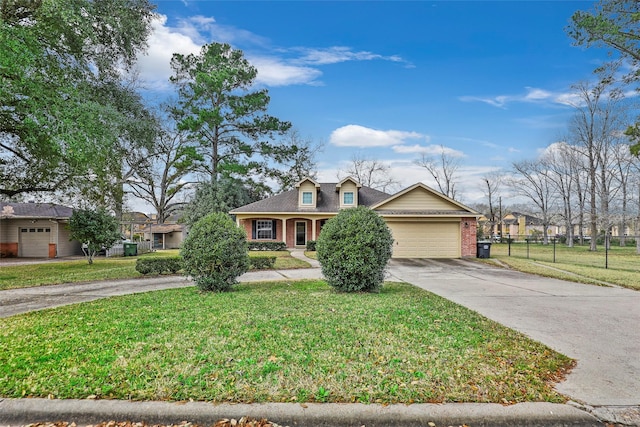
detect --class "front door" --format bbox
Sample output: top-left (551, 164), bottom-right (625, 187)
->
top-left (295, 221), bottom-right (306, 246)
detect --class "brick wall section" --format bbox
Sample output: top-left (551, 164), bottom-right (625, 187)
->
top-left (49, 243), bottom-right (57, 258)
top-left (0, 242), bottom-right (18, 257)
top-left (461, 217), bottom-right (477, 258)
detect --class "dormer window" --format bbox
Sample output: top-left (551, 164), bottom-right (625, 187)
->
top-left (337, 176), bottom-right (361, 208)
top-left (343, 192), bottom-right (354, 205)
top-left (302, 191), bottom-right (313, 205)
top-left (296, 177), bottom-right (320, 208)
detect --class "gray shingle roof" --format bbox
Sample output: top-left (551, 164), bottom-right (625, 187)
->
top-left (230, 183), bottom-right (390, 213)
top-left (0, 202), bottom-right (74, 219)
top-left (504, 212), bottom-right (545, 226)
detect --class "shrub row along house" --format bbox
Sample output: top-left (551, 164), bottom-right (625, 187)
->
top-left (231, 177), bottom-right (480, 258)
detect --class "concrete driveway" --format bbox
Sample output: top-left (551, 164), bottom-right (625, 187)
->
top-left (387, 258), bottom-right (640, 407)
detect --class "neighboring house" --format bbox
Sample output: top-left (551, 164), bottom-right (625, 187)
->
top-left (139, 223), bottom-right (186, 249)
top-left (502, 212), bottom-right (560, 238)
top-left (230, 177), bottom-right (480, 258)
top-left (0, 202), bottom-right (82, 258)
top-left (121, 211), bottom-right (152, 240)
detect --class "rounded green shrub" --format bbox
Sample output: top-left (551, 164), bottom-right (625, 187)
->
top-left (316, 206), bottom-right (393, 292)
top-left (180, 212), bottom-right (249, 292)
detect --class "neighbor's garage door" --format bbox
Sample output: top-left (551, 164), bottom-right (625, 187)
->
top-left (387, 221), bottom-right (460, 258)
top-left (19, 227), bottom-right (50, 257)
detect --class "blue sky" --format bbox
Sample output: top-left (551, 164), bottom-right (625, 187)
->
top-left (137, 0), bottom-right (610, 205)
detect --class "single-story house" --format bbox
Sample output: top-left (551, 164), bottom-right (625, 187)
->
top-left (230, 177), bottom-right (480, 258)
top-left (0, 202), bottom-right (82, 258)
top-left (139, 223), bottom-right (186, 249)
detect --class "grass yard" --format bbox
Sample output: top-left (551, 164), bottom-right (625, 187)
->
top-left (489, 243), bottom-right (640, 290)
top-left (0, 280), bottom-right (573, 404)
top-left (0, 251), bottom-right (309, 291)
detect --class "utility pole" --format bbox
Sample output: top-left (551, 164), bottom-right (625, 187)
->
top-left (499, 196), bottom-right (503, 239)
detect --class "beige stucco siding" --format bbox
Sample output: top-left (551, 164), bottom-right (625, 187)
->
top-left (377, 186), bottom-right (459, 211)
top-left (386, 220), bottom-right (460, 258)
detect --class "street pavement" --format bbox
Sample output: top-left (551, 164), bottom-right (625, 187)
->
top-left (1, 253), bottom-right (639, 425)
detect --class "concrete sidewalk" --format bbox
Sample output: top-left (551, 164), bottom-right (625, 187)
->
top-left (0, 398), bottom-right (603, 427)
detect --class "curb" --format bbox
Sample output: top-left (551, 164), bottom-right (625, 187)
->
top-left (0, 399), bottom-right (603, 427)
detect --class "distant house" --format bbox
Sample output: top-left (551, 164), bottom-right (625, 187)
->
top-left (139, 223), bottom-right (186, 249)
top-left (230, 177), bottom-right (480, 258)
top-left (502, 212), bottom-right (560, 238)
top-left (0, 202), bottom-right (82, 258)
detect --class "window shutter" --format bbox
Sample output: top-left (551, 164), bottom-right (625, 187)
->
top-left (272, 220), bottom-right (277, 240)
top-left (252, 220), bottom-right (256, 239)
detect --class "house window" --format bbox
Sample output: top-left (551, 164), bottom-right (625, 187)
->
top-left (256, 220), bottom-right (273, 239)
top-left (343, 192), bottom-right (354, 205)
top-left (302, 191), bottom-right (313, 205)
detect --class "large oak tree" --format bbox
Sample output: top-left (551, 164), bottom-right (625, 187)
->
top-left (0, 0), bottom-right (156, 199)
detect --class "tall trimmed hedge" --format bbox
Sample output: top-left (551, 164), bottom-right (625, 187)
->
top-left (180, 212), bottom-right (249, 292)
top-left (316, 206), bottom-right (393, 292)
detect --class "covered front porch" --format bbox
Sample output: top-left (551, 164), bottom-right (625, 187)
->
top-left (236, 215), bottom-right (331, 248)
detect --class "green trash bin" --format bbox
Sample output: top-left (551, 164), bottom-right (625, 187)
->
top-left (123, 242), bottom-right (138, 256)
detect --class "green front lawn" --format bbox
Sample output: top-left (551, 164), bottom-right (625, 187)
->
top-left (0, 250), bottom-right (309, 291)
top-left (488, 243), bottom-right (640, 290)
top-left (0, 280), bottom-right (572, 404)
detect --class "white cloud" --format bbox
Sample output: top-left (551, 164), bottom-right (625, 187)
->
top-left (135, 15), bottom-right (202, 91)
top-left (329, 125), bottom-right (425, 148)
top-left (392, 144), bottom-right (432, 154)
top-left (458, 95), bottom-right (511, 108)
top-left (459, 86), bottom-right (583, 109)
top-left (392, 144), bottom-right (465, 158)
top-left (292, 46), bottom-right (405, 66)
top-left (135, 15), bottom-right (411, 91)
top-left (524, 87), bottom-right (553, 101)
top-left (250, 56), bottom-right (322, 86)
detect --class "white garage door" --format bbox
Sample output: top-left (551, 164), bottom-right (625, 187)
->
top-left (387, 221), bottom-right (460, 258)
top-left (19, 227), bottom-right (51, 257)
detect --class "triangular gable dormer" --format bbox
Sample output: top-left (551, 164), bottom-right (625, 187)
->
top-left (371, 182), bottom-right (479, 215)
top-left (295, 177), bottom-right (321, 208)
top-left (336, 176), bottom-right (362, 209)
